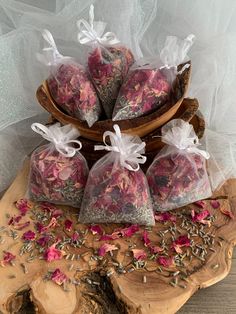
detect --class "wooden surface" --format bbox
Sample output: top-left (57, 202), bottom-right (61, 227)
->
top-left (0, 162), bottom-right (236, 314)
top-left (36, 62), bottom-right (191, 141)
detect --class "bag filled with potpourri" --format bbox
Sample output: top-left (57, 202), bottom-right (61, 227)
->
top-left (28, 123), bottom-right (89, 207)
top-left (37, 30), bottom-right (101, 127)
top-left (77, 5), bottom-right (134, 119)
top-left (79, 124), bottom-right (155, 225)
top-left (146, 119), bottom-right (212, 211)
top-left (112, 34), bottom-right (195, 121)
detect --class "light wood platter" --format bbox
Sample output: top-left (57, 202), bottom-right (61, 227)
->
top-left (0, 162), bottom-right (235, 314)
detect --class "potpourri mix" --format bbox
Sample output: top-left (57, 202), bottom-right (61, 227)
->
top-left (77, 5), bottom-right (134, 118)
top-left (79, 125), bottom-right (155, 225)
top-left (146, 119), bottom-right (212, 211)
top-left (28, 123), bottom-right (89, 207)
top-left (37, 30), bottom-right (101, 127)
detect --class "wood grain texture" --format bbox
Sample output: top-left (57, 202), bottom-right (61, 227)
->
top-left (0, 164), bottom-right (235, 314)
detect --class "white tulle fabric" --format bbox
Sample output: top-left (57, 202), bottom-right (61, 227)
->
top-left (0, 0), bottom-right (235, 192)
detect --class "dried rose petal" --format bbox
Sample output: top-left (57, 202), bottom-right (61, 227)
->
top-left (150, 246), bottom-right (164, 254)
top-left (89, 225), bottom-right (103, 235)
top-left (154, 212), bottom-right (177, 223)
top-left (15, 198), bottom-right (32, 216)
top-left (194, 200), bottom-right (206, 208)
top-left (132, 249), bottom-right (147, 261)
top-left (157, 256), bottom-right (174, 267)
top-left (142, 230), bottom-right (151, 247)
top-left (1, 251), bottom-right (16, 267)
top-left (22, 230), bottom-right (36, 241)
top-left (44, 244), bottom-right (64, 262)
top-left (100, 225), bottom-right (139, 241)
top-left (51, 268), bottom-right (67, 286)
top-left (219, 207), bottom-right (235, 219)
top-left (191, 209), bottom-right (210, 225)
top-left (14, 221), bottom-right (30, 231)
top-left (64, 219), bottom-right (73, 232)
top-left (210, 200), bottom-right (220, 209)
top-left (8, 215), bottom-right (22, 225)
top-left (98, 243), bottom-right (118, 257)
top-left (172, 235), bottom-right (190, 254)
top-left (36, 222), bottom-right (44, 233)
top-left (37, 235), bottom-right (51, 247)
top-left (71, 232), bottom-right (79, 242)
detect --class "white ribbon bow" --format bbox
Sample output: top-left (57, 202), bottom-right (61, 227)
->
top-left (77, 4), bottom-right (120, 46)
top-left (95, 124), bottom-right (146, 171)
top-left (161, 119), bottom-right (210, 159)
top-left (36, 29), bottom-right (72, 66)
top-left (31, 123), bottom-right (82, 157)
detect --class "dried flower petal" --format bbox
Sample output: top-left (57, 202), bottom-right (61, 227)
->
top-left (219, 207), bottom-right (235, 219)
top-left (37, 235), bottom-right (51, 247)
top-left (191, 209), bottom-right (211, 225)
top-left (194, 200), bottom-right (206, 208)
top-left (210, 200), bottom-right (220, 209)
top-left (1, 251), bottom-right (16, 267)
top-left (132, 249), bottom-right (147, 261)
top-left (15, 198), bottom-right (32, 216)
top-left (14, 221), bottom-right (31, 231)
top-left (51, 268), bottom-right (67, 286)
top-left (157, 256), bottom-right (174, 267)
top-left (64, 219), bottom-right (73, 232)
top-left (71, 232), bottom-right (80, 242)
top-left (150, 246), bottom-right (164, 254)
top-left (98, 243), bottom-right (118, 257)
top-left (172, 235), bottom-right (190, 254)
top-left (36, 222), bottom-right (44, 233)
top-left (154, 212), bottom-right (177, 223)
top-left (22, 230), bottom-right (36, 241)
top-left (44, 243), bottom-right (64, 262)
top-left (89, 225), bottom-right (103, 235)
top-left (142, 230), bottom-right (151, 247)
top-left (100, 225), bottom-right (139, 241)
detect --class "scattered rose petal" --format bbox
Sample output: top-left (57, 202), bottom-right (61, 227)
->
top-left (14, 221), bottom-right (31, 231)
top-left (71, 232), bottom-right (80, 242)
top-left (52, 209), bottom-right (63, 218)
top-left (37, 235), bottom-right (51, 247)
top-left (172, 235), bottom-right (191, 254)
top-left (22, 230), bottom-right (36, 241)
top-left (150, 246), bottom-right (164, 254)
top-left (36, 222), bottom-right (44, 233)
top-left (89, 225), bottom-right (103, 235)
top-left (100, 225), bottom-right (139, 241)
top-left (40, 203), bottom-right (63, 218)
top-left (8, 215), bottom-right (22, 225)
top-left (64, 219), bottom-right (73, 232)
top-left (1, 251), bottom-right (16, 267)
top-left (98, 243), bottom-right (118, 257)
top-left (155, 212), bottom-right (177, 223)
top-left (44, 244), bottom-right (64, 262)
top-left (210, 200), bottom-right (220, 209)
top-left (51, 268), bottom-right (67, 286)
top-left (15, 198), bottom-right (32, 216)
top-left (100, 234), bottom-right (119, 241)
top-left (194, 200), bottom-right (206, 208)
top-left (157, 256), bottom-right (174, 267)
top-left (39, 217), bottom-right (59, 233)
top-left (132, 249), bottom-right (147, 261)
top-left (191, 209), bottom-right (211, 225)
top-left (142, 230), bottom-right (151, 247)
top-left (219, 207), bottom-right (235, 219)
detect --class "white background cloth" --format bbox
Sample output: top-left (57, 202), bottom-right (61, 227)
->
top-left (0, 0), bottom-right (235, 192)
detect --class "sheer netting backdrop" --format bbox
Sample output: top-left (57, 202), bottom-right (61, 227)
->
top-left (0, 0), bottom-right (235, 192)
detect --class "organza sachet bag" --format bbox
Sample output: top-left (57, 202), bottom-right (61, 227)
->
top-left (146, 119), bottom-right (212, 211)
top-left (112, 34), bottom-right (195, 121)
top-left (77, 5), bottom-right (134, 118)
top-left (28, 123), bottom-right (89, 207)
top-left (37, 30), bottom-right (101, 127)
top-left (79, 125), bottom-right (155, 225)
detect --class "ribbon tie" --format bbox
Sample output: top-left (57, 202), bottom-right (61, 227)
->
top-left (95, 125), bottom-right (146, 171)
top-left (36, 29), bottom-right (72, 66)
top-left (161, 119), bottom-right (210, 159)
top-left (31, 123), bottom-right (82, 157)
top-left (77, 4), bottom-right (120, 46)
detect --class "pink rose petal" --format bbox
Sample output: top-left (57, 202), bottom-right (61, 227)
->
top-left (44, 244), bottom-right (64, 262)
top-left (15, 198), bottom-right (32, 216)
top-left (58, 167), bottom-right (73, 181)
top-left (210, 200), bottom-right (220, 209)
top-left (132, 249), bottom-right (147, 261)
top-left (37, 235), bottom-right (51, 247)
top-left (150, 246), bottom-right (164, 254)
top-left (142, 230), bottom-right (151, 247)
top-left (172, 235), bottom-right (190, 254)
top-left (64, 219), bottom-right (73, 232)
top-left (51, 268), bottom-right (67, 286)
top-left (1, 251), bottom-right (16, 267)
top-left (191, 209), bottom-right (210, 225)
top-left (22, 230), bottom-right (36, 241)
top-left (194, 200), bottom-right (206, 208)
top-left (157, 256), bottom-right (174, 267)
top-left (71, 232), bottom-right (80, 242)
top-left (155, 212), bottom-right (177, 223)
top-left (89, 225), bottom-right (103, 235)
top-left (98, 243), bottom-right (118, 257)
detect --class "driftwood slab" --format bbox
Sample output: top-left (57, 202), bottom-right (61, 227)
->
top-left (0, 162), bottom-right (236, 314)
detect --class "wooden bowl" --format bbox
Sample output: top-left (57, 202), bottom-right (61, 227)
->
top-left (77, 98), bottom-right (205, 171)
top-left (36, 62), bottom-right (191, 142)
